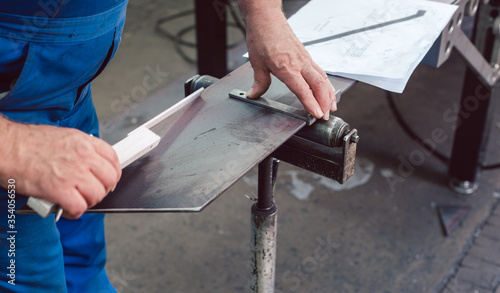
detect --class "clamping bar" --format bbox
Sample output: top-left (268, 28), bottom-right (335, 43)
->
top-left (228, 89), bottom-right (316, 126)
top-left (187, 77), bottom-right (359, 184)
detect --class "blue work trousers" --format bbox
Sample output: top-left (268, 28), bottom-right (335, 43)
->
top-left (0, 1), bottom-right (127, 291)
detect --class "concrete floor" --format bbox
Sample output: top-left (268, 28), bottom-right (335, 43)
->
top-left (91, 1), bottom-right (500, 292)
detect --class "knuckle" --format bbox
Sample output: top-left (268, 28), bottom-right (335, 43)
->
top-left (106, 165), bottom-right (120, 184)
top-left (104, 143), bottom-right (117, 158)
top-left (296, 83), bottom-right (313, 95)
top-left (254, 71), bottom-right (271, 83)
top-left (275, 62), bottom-right (295, 75)
top-left (111, 148), bottom-right (120, 162)
top-left (96, 184), bottom-right (107, 199)
top-left (253, 78), bottom-right (266, 86)
top-left (94, 139), bottom-right (110, 154)
top-left (312, 75), bottom-right (329, 88)
top-left (87, 191), bottom-right (104, 208)
top-left (98, 184), bottom-right (108, 199)
top-left (87, 198), bottom-right (99, 208)
top-left (76, 205), bottom-right (86, 217)
top-left (64, 213), bottom-right (78, 220)
top-left (67, 204), bottom-right (86, 219)
top-left (75, 140), bottom-right (94, 159)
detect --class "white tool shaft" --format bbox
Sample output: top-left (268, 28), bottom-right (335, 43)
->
top-left (115, 127), bottom-right (161, 169)
top-left (129, 87), bottom-right (203, 136)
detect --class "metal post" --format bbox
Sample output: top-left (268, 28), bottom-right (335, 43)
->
top-left (448, 2), bottom-right (498, 194)
top-left (448, 69), bottom-right (496, 193)
top-left (251, 157), bottom-right (279, 293)
top-left (194, 0), bottom-right (227, 78)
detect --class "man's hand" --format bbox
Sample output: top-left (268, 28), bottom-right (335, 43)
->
top-left (0, 117), bottom-right (121, 219)
top-left (238, 0), bottom-right (336, 120)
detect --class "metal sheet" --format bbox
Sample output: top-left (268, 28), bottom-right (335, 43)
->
top-left (90, 62), bottom-right (355, 212)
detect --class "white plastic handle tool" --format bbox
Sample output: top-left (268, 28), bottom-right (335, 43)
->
top-left (26, 127), bottom-right (161, 220)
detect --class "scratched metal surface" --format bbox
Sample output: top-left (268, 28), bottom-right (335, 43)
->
top-left (91, 62), bottom-right (355, 212)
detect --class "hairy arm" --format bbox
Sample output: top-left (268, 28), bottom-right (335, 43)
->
top-left (237, 0), bottom-right (336, 120)
top-left (0, 115), bottom-right (121, 219)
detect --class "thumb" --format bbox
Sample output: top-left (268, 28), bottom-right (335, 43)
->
top-left (247, 69), bottom-right (272, 99)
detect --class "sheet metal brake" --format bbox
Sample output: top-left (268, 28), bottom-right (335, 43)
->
top-left (227, 88), bottom-right (357, 184)
top-left (20, 62), bottom-right (359, 293)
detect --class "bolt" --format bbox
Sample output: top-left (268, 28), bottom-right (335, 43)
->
top-left (465, 0), bottom-right (478, 17)
top-left (350, 134), bottom-right (359, 143)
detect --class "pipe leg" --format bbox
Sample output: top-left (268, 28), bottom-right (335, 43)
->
top-left (448, 69), bottom-right (496, 194)
top-left (251, 157), bottom-right (279, 293)
top-left (194, 0), bottom-right (227, 77)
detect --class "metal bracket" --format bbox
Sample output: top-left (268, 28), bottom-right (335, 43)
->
top-left (272, 128), bottom-right (358, 184)
top-left (228, 89), bottom-right (316, 126)
top-left (454, 28), bottom-right (500, 86)
top-left (423, 0), bottom-right (500, 86)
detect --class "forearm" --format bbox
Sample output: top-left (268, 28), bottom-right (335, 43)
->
top-left (237, 0), bottom-right (286, 31)
top-left (237, 0), bottom-right (283, 19)
top-left (0, 115), bottom-right (23, 186)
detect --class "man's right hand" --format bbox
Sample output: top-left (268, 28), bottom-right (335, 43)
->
top-left (0, 117), bottom-right (121, 219)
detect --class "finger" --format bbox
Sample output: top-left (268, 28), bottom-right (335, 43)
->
top-left (248, 67), bottom-right (272, 99)
top-left (75, 172), bottom-right (107, 208)
top-left (331, 91), bottom-right (337, 112)
top-left (56, 188), bottom-right (88, 219)
top-left (302, 64), bottom-right (332, 120)
top-left (277, 71), bottom-right (324, 119)
top-left (311, 61), bottom-right (337, 112)
top-left (88, 156), bottom-right (119, 194)
top-left (91, 137), bottom-right (122, 183)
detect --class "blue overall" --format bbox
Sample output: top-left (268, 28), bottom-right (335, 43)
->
top-left (0, 1), bottom-right (127, 291)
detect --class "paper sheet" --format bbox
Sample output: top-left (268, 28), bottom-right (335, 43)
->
top-left (265, 0), bottom-right (458, 93)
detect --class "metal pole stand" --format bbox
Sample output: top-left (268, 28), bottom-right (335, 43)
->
top-left (251, 157), bottom-right (279, 293)
top-left (194, 0), bottom-right (227, 78)
top-left (447, 1), bottom-right (500, 194)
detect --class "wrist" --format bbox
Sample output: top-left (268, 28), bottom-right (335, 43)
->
top-left (238, 0), bottom-right (285, 25)
top-left (0, 116), bottom-right (25, 184)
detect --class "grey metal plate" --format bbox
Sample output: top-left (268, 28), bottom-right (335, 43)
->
top-left (90, 63), bottom-right (355, 212)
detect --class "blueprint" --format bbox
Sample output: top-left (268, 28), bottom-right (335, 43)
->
top-left (285, 0), bottom-right (458, 92)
